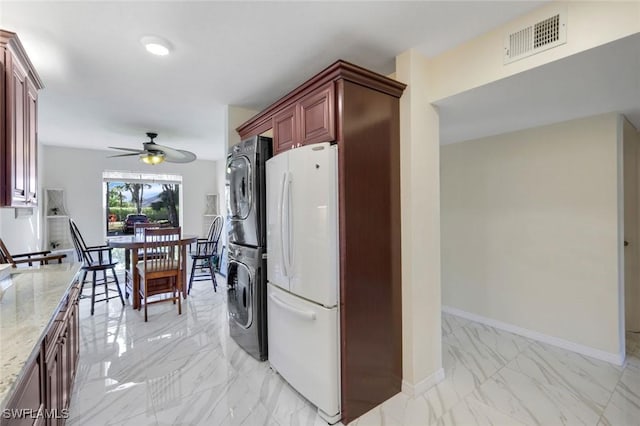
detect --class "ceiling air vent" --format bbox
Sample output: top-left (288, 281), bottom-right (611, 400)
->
top-left (504, 11), bottom-right (566, 64)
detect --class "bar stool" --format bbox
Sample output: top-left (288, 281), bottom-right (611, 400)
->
top-left (69, 219), bottom-right (124, 315)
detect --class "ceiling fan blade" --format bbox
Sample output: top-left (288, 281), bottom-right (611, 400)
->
top-left (153, 144), bottom-right (197, 163)
top-left (108, 147), bottom-right (144, 153)
top-left (108, 152), bottom-right (140, 158)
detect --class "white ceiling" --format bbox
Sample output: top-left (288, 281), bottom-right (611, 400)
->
top-left (11, 1), bottom-right (639, 160)
top-left (0, 0), bottom-right (549, 161)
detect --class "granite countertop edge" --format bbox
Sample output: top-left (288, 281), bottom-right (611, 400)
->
top-left (0, 263), bottom-right (82, 410)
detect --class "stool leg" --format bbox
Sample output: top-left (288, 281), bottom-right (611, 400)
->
top-left (105, 270), bottom-right (110, 302)
top-left (79, 270), bottom-right (88, 297)
top-left (188, 257), bottom-right (197, 295)
top-left (209, 256), bottom-right (217, 292)
top-left (91, 271), bottom-right (97, 315)
top-left (112, 267), bottom-right (125, 306)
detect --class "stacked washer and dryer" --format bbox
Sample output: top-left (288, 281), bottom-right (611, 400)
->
top-left (225, 136), bottom-right (272, 360)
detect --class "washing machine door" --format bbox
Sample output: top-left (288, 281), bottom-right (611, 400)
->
top-left (227, 259), bottom-right (253, 329)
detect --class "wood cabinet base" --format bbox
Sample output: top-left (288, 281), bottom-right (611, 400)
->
top-left (2, 282), bottom-right (79, 426)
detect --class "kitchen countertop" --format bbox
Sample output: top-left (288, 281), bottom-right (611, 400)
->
top-left (0, 263), bottom-right (81, 408)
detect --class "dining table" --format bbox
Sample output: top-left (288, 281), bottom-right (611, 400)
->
top-left (108, 233), bottom-right (197, 310)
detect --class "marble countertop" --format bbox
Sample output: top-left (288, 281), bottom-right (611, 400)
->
top-left (0, 263), bottom-right (81, 409)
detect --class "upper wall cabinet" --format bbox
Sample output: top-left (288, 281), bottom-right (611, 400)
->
top-left (270, 82), bottom-right (335, 155)
top-left (1, 30), bottom-right (43, 207)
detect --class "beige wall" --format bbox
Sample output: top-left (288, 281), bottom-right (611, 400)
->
top-left (441, 113), bottom-right (622, 356)
top-left (396, 49), bottom-right (443, 393)
top-left (428, 1), bottom-right (640, 101)
top-left (41, 145), bottom-right (218, 246)
top-left (624, 117), bottom-right (640, 332)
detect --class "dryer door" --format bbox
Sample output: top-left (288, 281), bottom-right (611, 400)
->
top-left (227, 259), bottom-right (253, 329)
top-left (227, 155), bottom-right (252, 220)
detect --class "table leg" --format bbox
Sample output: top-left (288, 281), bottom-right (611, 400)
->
top-left (132, 250), bottom-right (140, 310)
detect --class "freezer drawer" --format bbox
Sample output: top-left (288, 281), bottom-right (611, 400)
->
top-left (267, 283), bottom-right (340, 419)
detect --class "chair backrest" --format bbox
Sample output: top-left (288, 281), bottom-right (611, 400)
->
top-left (0, 239), bottom-right (14, 265)
top-left (142, 227), bottom-right (182, 273)
top-left (199, 216), bottom-right (223, 256)
top-left (134, 222), bottom-right (159, 239)
top-left (69, 219), bottom-right (92, 264)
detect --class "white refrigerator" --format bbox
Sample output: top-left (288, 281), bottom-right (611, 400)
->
top-left (266, 142), bottom-right (340, 423)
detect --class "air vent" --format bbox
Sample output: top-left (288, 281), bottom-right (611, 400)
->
top-left (504, 11), bottom-right (566, 64)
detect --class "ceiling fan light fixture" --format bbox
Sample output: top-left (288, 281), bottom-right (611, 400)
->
top-left (140, 152), bottom-right (165, 165)
top-left (140, 36), bottom-right (171, 56)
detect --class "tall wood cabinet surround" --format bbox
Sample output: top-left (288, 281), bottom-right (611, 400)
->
top-left (0, 30), bottom-right (43, 207)
top-left (237, 60), bottom-right (406, 424)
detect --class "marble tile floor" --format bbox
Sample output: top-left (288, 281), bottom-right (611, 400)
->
top-left (68, 278), bottom-right (640, 426)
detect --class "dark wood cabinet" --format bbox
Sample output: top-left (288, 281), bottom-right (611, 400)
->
top-left (299, 82), bottom-right (334, 145)
top-left (270, 82), bottom-right (336, 155)
top-left (44, 341), bottom-right (61, 426)
top-left (272, 104), bottom-right (296, 154)
top-left (237, 60), bottom-right (405, 424)
top-left (3, 351), bottom-right (45, 426)
top-left (0, 30), bottom-right (42, 207)
top-left (2, 281), bottom-right (80, 426)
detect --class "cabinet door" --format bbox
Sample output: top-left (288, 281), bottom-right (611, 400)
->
top-left (70, 293), bottom-right (80, 382)
top-left (9, 59), bottom-right (28, 205)
top-left (299, 82), bottom-right (335, 146)
top-left (45, 344), bottom-right (61, 426)
top-left (26, 79), bottom-right (38, 204)
top-left (2, 351), bottom-right (45, 426)
top-left (60, 326), bottom-right (70, 414)
top-left (273, 104), bottom-right (297, 155)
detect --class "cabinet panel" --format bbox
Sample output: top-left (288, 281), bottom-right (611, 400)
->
top-left (26, 79), bottom-right (37, 203)
top-left (2, 351), bottom-right (45, 426)
top-left (299, 82), bottom-right (335, 145)
top-left (0, 31), bottom-right (42, 207)
top-left (273, 104), bottom-right (297, 155)
top-left (10, 61), bottom-right (27, 205)
top-left (45, 345), bottom-right (61, 426)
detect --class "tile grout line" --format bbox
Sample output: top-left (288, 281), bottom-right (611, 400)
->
top-left (432, 318), bottom-right (536, 426)
top-left (595, 343), bottom-right (635, 425)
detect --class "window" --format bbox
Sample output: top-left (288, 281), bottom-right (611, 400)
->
top-left (103, 171), bottom-right (183, 237)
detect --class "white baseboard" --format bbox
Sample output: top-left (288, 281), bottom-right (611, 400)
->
top-left (402, 368), bottom-right (444, 397)
top-left (442, 305), bottom-right (625, 366)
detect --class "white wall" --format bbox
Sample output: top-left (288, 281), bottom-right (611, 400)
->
top-left (0, 208), bottom-right (41, 253)
top-left (441, 113), bottom-right (622, 358)
top-left (41, 145), bottom-right (218, 245)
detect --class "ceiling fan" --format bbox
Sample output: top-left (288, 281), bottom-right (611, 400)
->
top-left (108, 132), bottom-right (197, 165)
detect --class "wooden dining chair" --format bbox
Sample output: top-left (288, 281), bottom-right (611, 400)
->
top-left (125, 222), bottom-right (164, 299)
top-left (69, 219), bottom-right (124, 315)
top-left (134, 222), bottom-right (158, 239)
top-left (0, 238), bottom-right (66, 267)
top-left (137, 227), bottom-right (182, 322)
top-left (188, 215), bottom-right (223, 294)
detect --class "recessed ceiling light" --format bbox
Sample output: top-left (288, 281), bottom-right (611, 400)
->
top-left (140, 35), bottom-right (172, 56)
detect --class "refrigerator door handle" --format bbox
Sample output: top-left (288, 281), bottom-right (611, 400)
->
top-left (280, 171), bottom-right (288, 277)
top-left (283, 172), bottom-right (293, 275)
top-left (269, 293), bottom-right (316, 321)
